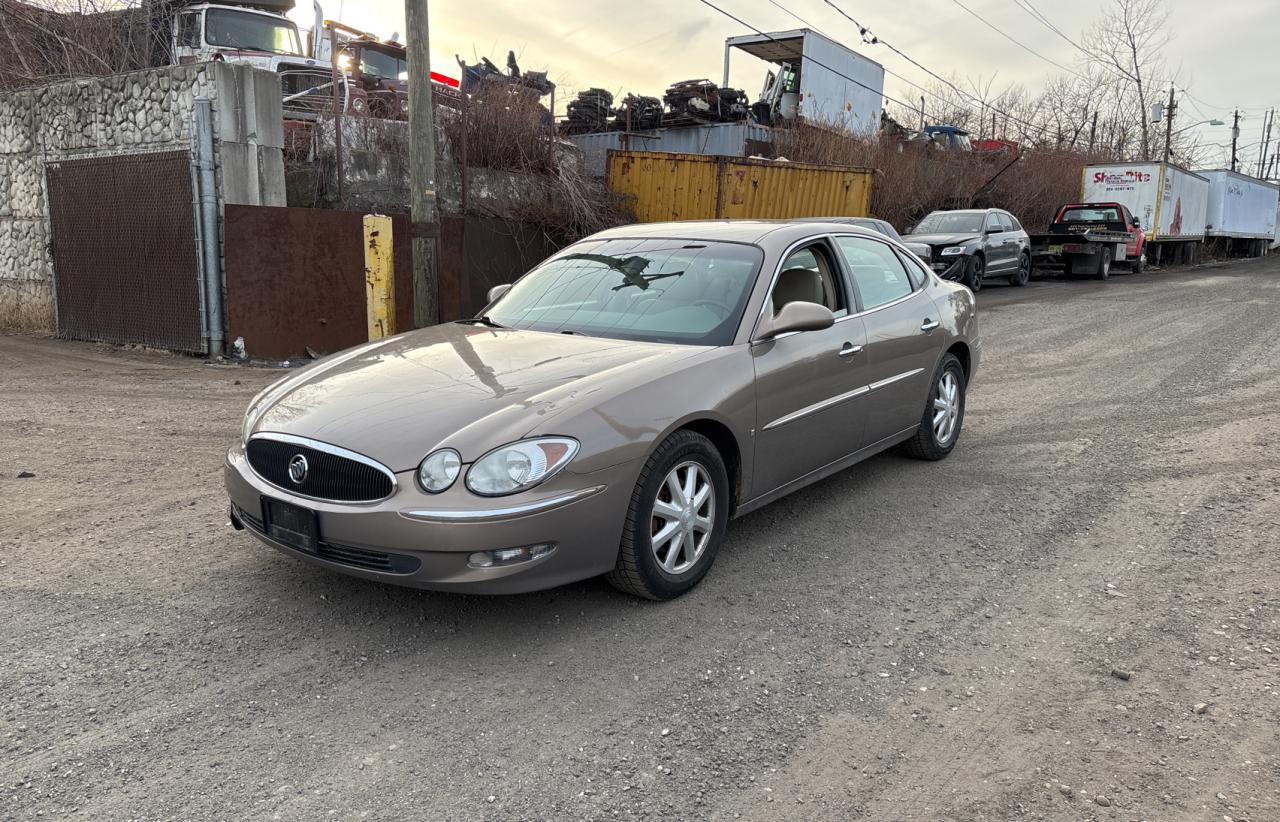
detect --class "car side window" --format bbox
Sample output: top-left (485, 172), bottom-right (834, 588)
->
top-left (984, 213), bottom-right (1002, 233)
top-left (1004, 213), bottom-right (1022, 231)
top-left (834, 236), bottom-right (915, 310)
top-left (895, 249), bottom-right (929, 289)
top-left (772, 244), bottom-right (848, 318)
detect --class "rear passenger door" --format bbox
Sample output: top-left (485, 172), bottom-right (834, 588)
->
top-left (834, 235), bottom-right (941, 447)
top-left (985, 212), bottom-right (1013, 272)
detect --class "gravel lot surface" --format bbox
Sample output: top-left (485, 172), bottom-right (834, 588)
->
top-left (3, 258), bottom-right (1279, 821)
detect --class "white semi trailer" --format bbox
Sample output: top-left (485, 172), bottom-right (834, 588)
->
top-left (721, 28), bottom-right (884, 135)
top-left (1200, 169), bottom-right (1279, 256)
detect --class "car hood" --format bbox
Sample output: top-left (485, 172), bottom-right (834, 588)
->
top-left (904, 233), bottom-right (982, 247)
top-left (247, 324), bottom-right (708, 471)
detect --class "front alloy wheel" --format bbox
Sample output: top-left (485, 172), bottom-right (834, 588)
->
top-left (965, 255), bottom-right (984, 292)
top-left (608, 430), bottom-right (729, 600)
top-left (650, 462), bottom-right (714, 574)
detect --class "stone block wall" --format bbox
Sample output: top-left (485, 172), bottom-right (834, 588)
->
top-left (0, 62), bottom-right (286, 333)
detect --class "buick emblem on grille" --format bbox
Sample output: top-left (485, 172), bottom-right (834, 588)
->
top-left (288, 454), bottom-right (309, 485)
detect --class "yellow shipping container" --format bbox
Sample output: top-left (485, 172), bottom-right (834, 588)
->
top-left (606, 150), bottom-right (874, 223)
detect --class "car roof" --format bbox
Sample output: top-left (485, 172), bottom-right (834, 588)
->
top-left (587, 220), bottom-right (884, 245)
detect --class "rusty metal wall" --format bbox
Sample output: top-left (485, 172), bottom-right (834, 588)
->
top-left (607, 150), bottom-right (875, 223)
top-left (224, 206), bottom-right (559, 361)
top-left (45, 152), bottom-right (205, 352)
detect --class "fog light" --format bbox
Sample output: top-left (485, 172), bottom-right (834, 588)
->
top-left (468, 543), bottom-right (557, 568)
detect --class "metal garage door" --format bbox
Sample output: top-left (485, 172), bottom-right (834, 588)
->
top-left (46, 151), bottom-right (205, 353)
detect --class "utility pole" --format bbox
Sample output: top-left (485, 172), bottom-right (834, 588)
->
top-left (1256, 108), bottom-right (1274, 178)
top-left (1163, 84), bottom-right (1176, 163)
top-left (919, 96), bottom-right (925, 130)
top-left (406, 0), bottom-right (439, 328)
top-left (1088, 110), bottom-right (1098, 154)
top-left (1230, 109), bottom-right (1240, 172)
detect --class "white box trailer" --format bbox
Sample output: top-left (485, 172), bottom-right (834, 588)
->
top-left (1200, 169), bottom-right (1279, 240)
top-left (1083, 162), bottom-right (1209, 265)
top-left (723, 29), bottom-right (884, 135)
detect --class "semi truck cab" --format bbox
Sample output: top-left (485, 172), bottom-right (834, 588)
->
top-left (168, 1), bottom-right (341, 120)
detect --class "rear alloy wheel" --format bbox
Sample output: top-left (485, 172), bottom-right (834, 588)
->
top-left (903, 354), bottom-right (966, 461)
top-left (1095, 246), bottom-right (1113, 280)
top-left (1008, 252), bottom-right (1031, 286)
top-left (964, 255), bottom-right (984, 292)
top-left (607, 430), bottom-right (729, 600)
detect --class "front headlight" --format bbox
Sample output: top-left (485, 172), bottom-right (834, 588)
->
top-left (418, 449), bottom-right (461, 493)
top-left (940, 246), bottom-right (967, 256)
top-left (465, 438), bottom-right (579, 497)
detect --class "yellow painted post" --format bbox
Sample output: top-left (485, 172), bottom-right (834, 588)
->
top-left (364, 214), bottom-right (395, 340)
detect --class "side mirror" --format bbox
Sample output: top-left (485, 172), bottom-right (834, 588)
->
top-left (756, 301), bottom-right (834, 340)
top-left (486, 284), bottom-right (512, 303)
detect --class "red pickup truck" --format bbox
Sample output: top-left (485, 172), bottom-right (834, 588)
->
top-left (1029, 202), bottom-right (1147, 279)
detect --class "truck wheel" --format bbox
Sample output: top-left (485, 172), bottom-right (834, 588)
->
top-left (1095, 247), bottom-right (1112, 280)
top-left (1008, 252), bottom-right (1031, 286)
top-left (1130, 252), bottom-right (1145, 274)
top-left (964, 255), bottom-right (984, 292)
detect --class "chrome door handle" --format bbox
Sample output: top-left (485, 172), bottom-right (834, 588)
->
top-left (921, 319), bottom-right (940, 332)
top-left (838, 343), bottom-right (864, 358)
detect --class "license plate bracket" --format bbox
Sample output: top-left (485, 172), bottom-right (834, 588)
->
top-left (262, 497), bottom-right (319, 554)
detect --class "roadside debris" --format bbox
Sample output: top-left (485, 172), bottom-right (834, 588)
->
top-left (1110, 668), bottom-right (1132, 681)
top-left (1193, 702), bottom-right (1209, 714)
top-left (17, 471), bottom-right (35, 479)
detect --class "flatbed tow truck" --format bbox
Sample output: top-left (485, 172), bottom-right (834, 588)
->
top-left (1028, 202), bottom-right (1147, 280)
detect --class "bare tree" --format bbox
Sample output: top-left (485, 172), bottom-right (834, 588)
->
top-left (1081, 0), bottom-right (1171, 160)
top-left (0, 0), bottom-right (159, 92)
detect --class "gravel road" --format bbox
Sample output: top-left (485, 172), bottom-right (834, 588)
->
top-left (3, 258), bottom-right (1279, 821)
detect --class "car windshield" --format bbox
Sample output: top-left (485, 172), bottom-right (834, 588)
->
top-left (1061, 206), bottom-right (1122, 222)
top-left (206, 10), bottom-right (302, 55)
top-left (912, 212), bottom-right (986, 234)
top-left (487, 239), bottom-right (763, 346)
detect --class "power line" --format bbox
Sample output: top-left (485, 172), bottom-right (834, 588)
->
top-left (948, 0), bottom-right (1086, 79)
top-left (817, 0), bottom-right (1056, 139)
top-left (696, 0), bottom-right (918, 112)
top-left (766, 0), bottom-right (998, 131)
top-left (1007, 0), bottom-right (1272, 119)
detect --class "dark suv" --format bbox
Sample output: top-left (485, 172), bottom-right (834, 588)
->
top-left (905, 208), bottom-right (1031, 291)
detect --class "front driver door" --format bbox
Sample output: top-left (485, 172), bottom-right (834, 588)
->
top-left (751, 242), bottom-right (870, 497)
top-left (834, 235), bottom-right (942, 446)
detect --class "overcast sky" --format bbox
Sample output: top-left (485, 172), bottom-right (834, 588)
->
top-left (293, 0), bottom-right (1278, 168)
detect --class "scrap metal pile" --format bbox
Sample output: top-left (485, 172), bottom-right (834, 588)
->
top-left (561, 80), bottom-right (749, 134)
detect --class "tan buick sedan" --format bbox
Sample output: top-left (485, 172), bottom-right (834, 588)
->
top-left (226, 221), bottom-right (980, 599)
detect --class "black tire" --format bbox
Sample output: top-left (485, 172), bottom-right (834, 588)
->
top-left (903, 353), bottom-right (966, 461)
top-left (606, 430), bottom-right (730, 600)
top-left (1095, 246), bottom-right (1113, 280)
top-left (1008, 252), bottom-right (1031, 286)
top-left (1062, 256), bottom-right (1076, 278)
top-left (1129, 252), bottom-right (1145, 274)
top-left (964, 255), bottom-right (984, 292)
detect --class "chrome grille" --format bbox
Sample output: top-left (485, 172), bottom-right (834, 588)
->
top-left (246, 437), bottom-right (394, 503)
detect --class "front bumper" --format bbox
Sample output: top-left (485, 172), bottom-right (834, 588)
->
top-left (224, 443), bottom-right (639, 594)
top-left (929, 256), bottom-right (967, 280)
